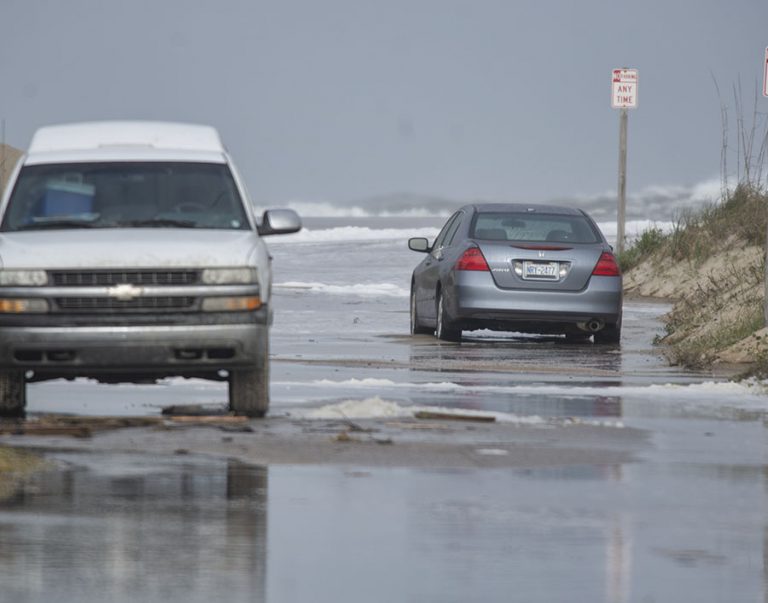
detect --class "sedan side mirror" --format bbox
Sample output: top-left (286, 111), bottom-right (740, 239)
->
top-left (258, 209), bottom-right (302, 236)
top-left (408, 237), bottom-right (431, 253)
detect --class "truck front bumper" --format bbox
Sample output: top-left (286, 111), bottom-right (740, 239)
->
top-left (0, 322), bottom-right (268, 377)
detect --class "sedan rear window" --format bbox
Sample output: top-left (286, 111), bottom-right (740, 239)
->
top-left (471, 212), bottom-right (600, 243)
top-left (1, 162), bottom-right (249, 232)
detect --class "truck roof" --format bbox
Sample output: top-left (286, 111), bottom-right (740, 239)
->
top-left (28, 121), bottom-right (225, 154)
top-left (22, 121), bottom-right (229, 165)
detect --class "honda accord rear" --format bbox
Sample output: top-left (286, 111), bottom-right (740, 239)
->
top-left (408, 203), bottom-right (622, 343)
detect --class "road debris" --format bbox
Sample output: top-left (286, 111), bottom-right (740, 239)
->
top-left (161, 404), bottom-right (229, 416)
top-left (414, 411), bottom-right (496, 423)
top-left (0, 412), bottom-right (252, 439)
top-left (0, 416), bottom-right (163, 438)
top-left (385, 421), bottom-right (454, 431)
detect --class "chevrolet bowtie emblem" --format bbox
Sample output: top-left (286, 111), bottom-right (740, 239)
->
top-left (107, 283), bottom-right (144, 301)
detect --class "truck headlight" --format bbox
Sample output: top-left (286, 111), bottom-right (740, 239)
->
top-left (0, 298), bottom-right (49, 313)
top-left (0, 270), bottom-right (48, 286)
top-left (201, 268), bottom-right (257, 285)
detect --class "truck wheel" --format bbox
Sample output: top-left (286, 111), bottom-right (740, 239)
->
top-left (229, 336), bottom-right (270, 418)
top-left (0, 370), bottom-right (26, 418)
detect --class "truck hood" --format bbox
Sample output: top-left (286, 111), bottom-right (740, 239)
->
top-left (0, 229), bottom-right (262, 269)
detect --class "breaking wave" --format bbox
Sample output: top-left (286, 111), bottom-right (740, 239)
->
top-left (255, 201), bottom-right (451, 218)
top-left (266, 225), bottom-right (440, 244)
top-left (258, 177), bottom-right (722, 221)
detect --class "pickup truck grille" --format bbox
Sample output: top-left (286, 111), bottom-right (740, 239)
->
top-left (54, 296), bottom-right (197, 313)
top-left (50, 270), bottom-right (199, 287)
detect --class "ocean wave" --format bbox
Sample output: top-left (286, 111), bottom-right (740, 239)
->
top-left (265, 220), bottom-right (670, 246)
top-left (596, 219), bottom-right (676, 244)
top-left (257, 177), bottom-right (723, 221)
top-left (266, 225), bottom-right (440, 244)
top-left (255, 201), bottom-right (451, 218)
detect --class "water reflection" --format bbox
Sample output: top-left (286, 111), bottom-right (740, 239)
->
top-left (0, 455), bottom-right (267, 603)
top-left (409, 332), bottom-right (625, 375)
top-left (0, 453), bottom-right (766, 602)
top-left (407, 337), bottom-right (625, 420)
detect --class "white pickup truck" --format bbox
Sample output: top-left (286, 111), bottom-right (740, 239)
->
top-left (0, 121), bottom-right (300, 417)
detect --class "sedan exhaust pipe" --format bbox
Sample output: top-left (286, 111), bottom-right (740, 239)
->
top-left (577, 319), bottom-right (604, 333)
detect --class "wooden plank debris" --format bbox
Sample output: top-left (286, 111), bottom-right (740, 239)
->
top-left (0, 412), bottom-right (251, 438)
top-left (165, 415), bottom-right (249, 425)
top-left (413, 411), bottom-right (496, 423)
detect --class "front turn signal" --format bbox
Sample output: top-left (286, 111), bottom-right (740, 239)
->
top-left (201, 296), bottom-right (262, 312)
top-left (0, 298), bottom-right (49, 313)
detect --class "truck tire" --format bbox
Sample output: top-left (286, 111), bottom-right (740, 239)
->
top-left (229, 335), bottom-right (269, 417)
top-left (0, 370), bottom-right (26, 418)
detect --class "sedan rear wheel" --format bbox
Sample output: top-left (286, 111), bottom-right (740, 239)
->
top-left (435, 290), bottom-right (461, 342)
top-left (593, 322), bottom-right (621, 345)
top-left (410, 287), bottom-right (433, 335)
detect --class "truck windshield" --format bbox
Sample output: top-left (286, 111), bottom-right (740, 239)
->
top-left (1, 162), bottom-right (250, 232)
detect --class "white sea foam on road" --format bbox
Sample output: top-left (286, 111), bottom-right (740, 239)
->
top-left (274, 282), bottom-right (409, 297)
top-left (285, 377), bottom-right (768, 407)
top-left (291, 396), bottom-right (548, 425)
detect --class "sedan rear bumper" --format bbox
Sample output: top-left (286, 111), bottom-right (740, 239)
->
top-left (451, 271), bottom-right (622, 328)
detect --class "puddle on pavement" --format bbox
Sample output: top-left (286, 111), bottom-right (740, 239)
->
top-left (1, 452), bottom-right (767, 603)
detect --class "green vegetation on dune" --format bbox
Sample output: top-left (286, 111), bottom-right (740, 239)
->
top-left (621, 185), bottom-right (768, 374)
top-left (618, 185), bottom-right (767, 270)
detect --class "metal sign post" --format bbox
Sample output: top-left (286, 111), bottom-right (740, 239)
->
top-left (763, 47), bottom-right (768, 97)
top-left (611, 68), bottom-right (638, 255)
top-left (763, 48), bottom-right (768, 327)
top-left (617, 108), bottom-right (628, 254)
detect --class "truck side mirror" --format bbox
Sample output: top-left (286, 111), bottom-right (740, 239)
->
top-left (258, 209), bottom-right (302, 236)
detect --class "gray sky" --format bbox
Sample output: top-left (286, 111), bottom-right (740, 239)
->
top-left (1, 0), bottom-right (766, 206)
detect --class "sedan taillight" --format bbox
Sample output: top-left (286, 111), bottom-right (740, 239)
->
top-left (592, 252), bottom-right (621, 276)
top-left (456, 247), bottom-right (490, 271)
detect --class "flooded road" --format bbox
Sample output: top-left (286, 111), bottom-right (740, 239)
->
top-left (3, 219), bottom-right (768, 601)
top-left (2, 422), bottom-right (766, 603)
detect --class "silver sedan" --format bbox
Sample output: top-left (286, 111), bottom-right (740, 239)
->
top-left (408, 203), bottom-right (623, 343)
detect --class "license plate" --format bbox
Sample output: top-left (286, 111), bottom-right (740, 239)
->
top-left (522, 261), bottom-right (559, 280)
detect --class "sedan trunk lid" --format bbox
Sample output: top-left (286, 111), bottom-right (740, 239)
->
top-left (475, 241), bottom-right (605, 292)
